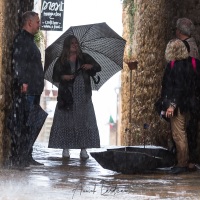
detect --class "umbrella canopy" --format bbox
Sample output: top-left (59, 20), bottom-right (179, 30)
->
top-left (44, 22), bottom-right (126, 90)
top-left (90, 146), bottom-right (176, 174)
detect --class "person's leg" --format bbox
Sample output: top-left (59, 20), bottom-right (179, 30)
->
top-left (80, 148), bottom-right (89, 159)
top-left (62, 149), bottom-right (70, 158)
top-left (186, 116), bottom-right (198, 164)
top-left (170, 109), bottom-right (189, 173)
top-left (13, 95), bottom-right (33, 167)
top-left (26, 95), bottom-right (43, 165)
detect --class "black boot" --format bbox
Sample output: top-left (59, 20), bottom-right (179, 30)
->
top-left (168, 166), bottom-right (188, 174)
top-left (28, 155), bottom-right (44, 166)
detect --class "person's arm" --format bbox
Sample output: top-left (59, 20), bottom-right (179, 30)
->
top-left (160, 63), bottom-right (177, 118)
top-left (12, 34), bottom-right (29, 89)
top-left (165, 62), bottom-right (185, 118)
top-left (53, 58), bottom-right (74, 82)
top-left (82, 53), bottom-right (101, 76)
top-left (195, 59), bottom-right (200, 98)
top-left (52, 58), bottom-right (62, 82)
top-left (161, 63), bottom-right (171, 99)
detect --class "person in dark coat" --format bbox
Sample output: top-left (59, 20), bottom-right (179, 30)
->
top-left (48, 35), bottom-right (101, 159)
top-left (9, 11), bottom-right (45, 167)
top-left (160, 38), bottom-right (200, 174)
top-left (175, 17), bottom-right (200, 169)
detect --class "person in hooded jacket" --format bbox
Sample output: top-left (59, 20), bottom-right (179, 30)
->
top-left (160, 38), bottom-right (200, 174)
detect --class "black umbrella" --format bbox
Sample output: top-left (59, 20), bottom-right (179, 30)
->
top-left (44, 22), bottom-right (126, 90)
top-left (90, 146), bottom-right (176, 174)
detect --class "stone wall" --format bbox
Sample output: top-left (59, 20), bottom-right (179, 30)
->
top-left (121, 0), bottom-right (175, 146)
top-left (0, 0), bottom-right (33, 165)
top-left (121, 0), bottom-right (200, 151)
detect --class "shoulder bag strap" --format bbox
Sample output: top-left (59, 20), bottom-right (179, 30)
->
top-left (192, 57), bottom-right (196, 71)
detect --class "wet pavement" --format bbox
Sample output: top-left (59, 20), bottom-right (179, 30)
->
top-left (1, 142), bottom-right (200, 200)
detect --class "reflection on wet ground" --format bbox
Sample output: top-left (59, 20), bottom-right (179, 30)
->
top-left (1, 142), bottom-right (200, 200)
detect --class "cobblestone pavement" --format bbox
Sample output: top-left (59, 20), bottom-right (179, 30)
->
top-left (0, 142), bottom-right (200, 200)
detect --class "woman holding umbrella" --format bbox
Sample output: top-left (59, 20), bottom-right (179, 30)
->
top-left (48, 35), bottom-right (101, 159)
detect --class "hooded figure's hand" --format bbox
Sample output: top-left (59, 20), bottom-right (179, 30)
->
top-left (166, 106), bottom-right (175, 118)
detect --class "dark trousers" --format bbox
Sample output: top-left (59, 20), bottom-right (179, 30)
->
top-left (186, 116), bottom-right (198, 163)
top-left (24, 95), bottom-right (41, 157)
top-left (11, 95), bottom-right (41, 166)
top-left (26, 95), bottom-right (40, 155)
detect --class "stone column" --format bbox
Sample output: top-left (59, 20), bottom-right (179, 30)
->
top-left (121, 0), bottom-right (177, 146)
top-left (0, 0), bottom-right (33, 165)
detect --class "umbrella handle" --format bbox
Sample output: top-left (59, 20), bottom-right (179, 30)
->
top-left (73, 69), bottom-right (100, 84)
top-left (73, 68), bottom-right (82, 77)
top-left (91, 75), bottom-right (100, 84)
